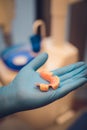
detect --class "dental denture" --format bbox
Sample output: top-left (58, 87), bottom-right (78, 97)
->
top-left (36, 71), bottom-right (60, 92)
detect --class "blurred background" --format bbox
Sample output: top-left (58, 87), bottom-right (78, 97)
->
top-left (0, 0), bottom-right (87, 130)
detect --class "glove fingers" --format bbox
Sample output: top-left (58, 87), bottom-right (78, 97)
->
top-left (51, 62), bottom-right (85, 76)
top-left (70, 68), bottom-right (87, 79)
top-left (54, 77), bottom-right (87, 100)
top-left (60, 72), bottom-right (87, 86)
top-left (60, 68), bottom-right (87, 86)
top-left (61, 77), bottom-right (87, 94)
top-left (45, 78), bottom-right (87, 105)
top-left (60, 64), bottom-right (87, 82)
top-left (28, 53), bottom-right (48, 70)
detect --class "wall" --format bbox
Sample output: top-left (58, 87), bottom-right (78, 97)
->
top-left (12, 0), bottom-right (36, 44)
top-left (0, 0), bottom-right (36, 52)
top-left (84, 39), bottom-right (87, 63)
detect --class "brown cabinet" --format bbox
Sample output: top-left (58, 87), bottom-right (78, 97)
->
top-left (69, 1), bottom-right (87, 60)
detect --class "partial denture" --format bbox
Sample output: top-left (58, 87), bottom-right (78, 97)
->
top-left (36, 71), bottom-right (60, 92)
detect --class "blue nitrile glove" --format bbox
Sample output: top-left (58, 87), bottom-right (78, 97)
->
top-left (0, 53), bottom-right (87, 118)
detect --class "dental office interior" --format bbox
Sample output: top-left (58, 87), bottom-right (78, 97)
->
top-left (0, 0), bottom-right (87, 130)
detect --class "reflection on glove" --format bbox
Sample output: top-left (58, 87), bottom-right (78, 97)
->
top-left (0, 53), bottom-right (87, 118)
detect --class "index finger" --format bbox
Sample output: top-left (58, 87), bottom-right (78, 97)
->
top-left (51, 62), bottom-right (85, 76)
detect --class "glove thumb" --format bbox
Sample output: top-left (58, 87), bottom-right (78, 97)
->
top-left (26, 52), bottom-right (48, 71)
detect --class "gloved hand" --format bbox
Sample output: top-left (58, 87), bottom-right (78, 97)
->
top-left (0, 53), bottom-right (87, 118)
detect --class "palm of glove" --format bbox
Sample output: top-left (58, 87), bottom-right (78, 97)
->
top-left (11, 53), bottom-right (87, 111)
